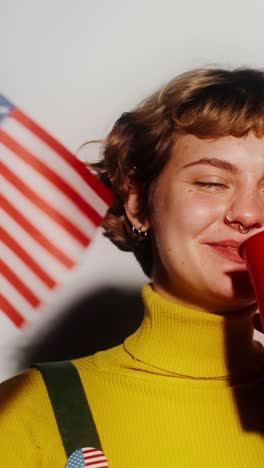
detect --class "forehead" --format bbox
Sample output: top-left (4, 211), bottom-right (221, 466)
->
top-left (171, 133), bottom-right (264, 169)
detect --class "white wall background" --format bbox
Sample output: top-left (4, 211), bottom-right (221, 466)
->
top-left (1, 0), bottom-right (264, 381)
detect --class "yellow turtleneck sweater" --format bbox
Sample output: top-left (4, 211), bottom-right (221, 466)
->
top-left (1, 284), bottom-right (264, 467)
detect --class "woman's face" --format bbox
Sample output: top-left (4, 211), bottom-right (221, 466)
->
top-left (149, 133), bottom-right (264, 314)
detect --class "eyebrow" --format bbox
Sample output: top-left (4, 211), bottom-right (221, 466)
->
top-left (183, 158), bottom-right (238, 173)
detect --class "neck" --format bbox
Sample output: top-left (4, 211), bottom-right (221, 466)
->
top-left (152, 280), bottom-right (257, 316)
top-left (124, 284), bottom-right (264, 382)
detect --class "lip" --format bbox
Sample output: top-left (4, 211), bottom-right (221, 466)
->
top-left (206, 241), bottom-right (245, 264)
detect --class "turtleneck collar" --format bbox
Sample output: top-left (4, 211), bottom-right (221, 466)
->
top-left (124, 284), bottom-right (264, 381)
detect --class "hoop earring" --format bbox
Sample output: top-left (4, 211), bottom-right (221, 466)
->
top-left (132, 225), bottom-right (148, 240)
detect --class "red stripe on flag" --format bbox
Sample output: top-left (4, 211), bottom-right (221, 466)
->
top-left (0, 194), bottom-right (75, 268)
top-left (0, 259), bottom-right (41, 307)
top-left (84, 454), bottom-right (106, 460)
top-left (12, 108), bottom-right (113, 206)
top-left (85, 461), bottom-right (108, 467)
top-left (1, 227), bottom-right (56, 288)
top-left (1, 162), bottom-right (91, 246)
top-left (83, 449), bottom-right (98, 454)
top-left (0, 294), bottom-right (26, 328)
top-left (83, 450), bottom-right (106, 457)
top-left (0, 129), bottom-right (103, 226)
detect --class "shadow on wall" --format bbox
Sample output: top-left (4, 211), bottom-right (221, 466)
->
top-left (21, 287), bottom-right (144, 368)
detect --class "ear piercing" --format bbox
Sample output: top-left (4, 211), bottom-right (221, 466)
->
top-left (132, 225), bottom-right (148, 239)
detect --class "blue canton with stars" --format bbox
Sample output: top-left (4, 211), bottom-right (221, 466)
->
top-left (66, 448), bottom-right (86, 468)
top-left (0, 95), bottom-right (15, 124)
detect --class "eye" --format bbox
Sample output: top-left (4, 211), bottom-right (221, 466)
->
top-left (193, 181), bottom-right (227, 190)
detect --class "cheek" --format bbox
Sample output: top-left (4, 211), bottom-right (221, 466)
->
top-left (181, 189), bottom-right (227, 233)
top-left (155, 191), bottom-right (217, 238)
top-left (151, 191), bottom-right (219, 275)
top-left (151, 173), bottom-right (225, 244)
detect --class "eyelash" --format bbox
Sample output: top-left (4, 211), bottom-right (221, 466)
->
top-left (194, 182), bottom-right (227, 189)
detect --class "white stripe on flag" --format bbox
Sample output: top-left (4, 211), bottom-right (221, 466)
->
top-left (1, 117), bottom-right (108, 216)
top-left (84, 456), bottom-right (108, 462)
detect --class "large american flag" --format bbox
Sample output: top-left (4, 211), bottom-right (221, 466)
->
top-left (0, 95), bottom-right (113, 330)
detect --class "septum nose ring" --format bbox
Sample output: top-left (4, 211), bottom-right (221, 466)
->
top-left (225, 212), bottom-right (249, 234)
top-left (238, 225), bottom-right (249, 234)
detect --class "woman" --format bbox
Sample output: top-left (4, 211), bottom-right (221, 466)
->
top-left (1, 67), bottom-right (264, 467)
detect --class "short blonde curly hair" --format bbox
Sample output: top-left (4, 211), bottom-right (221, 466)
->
top-left (89, 67), bottom-right (264, 277)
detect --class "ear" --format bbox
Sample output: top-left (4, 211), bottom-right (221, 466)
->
top-left (124, 188), bottom-right (151, 232)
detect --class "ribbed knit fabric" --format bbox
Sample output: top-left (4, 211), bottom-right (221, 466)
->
top-left (1, 284), bottom-right (264, 467)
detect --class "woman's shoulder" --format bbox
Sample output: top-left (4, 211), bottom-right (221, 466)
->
top-left (0, 340), bottom-right (126, 402)
top-left (0, 341), bottom-right (130, 416)
top-left (73, 342), bottom-right (127, 375)
top-left (0, 367), bottom-right (46, 409)
top-left (0, 368), bottom-right (46, 436)
top-left (0, 367), bottom-right (61, 466)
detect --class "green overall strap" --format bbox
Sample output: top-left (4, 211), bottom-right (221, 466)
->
top-left (33, 361), bottom-right (102, 458)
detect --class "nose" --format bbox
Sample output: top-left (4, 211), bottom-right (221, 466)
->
top-left (225, 188), bottom-right (264, 232)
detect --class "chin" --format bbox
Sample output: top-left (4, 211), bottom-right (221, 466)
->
top-left (227, 270), bottom-right (255, 298)
top-left (213, 272), bottom-right (257, 312)
top-left (210, 290), bottom-right (257, 315)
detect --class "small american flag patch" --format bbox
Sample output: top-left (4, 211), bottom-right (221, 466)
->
top-left (66, 447), bottom-right (109, 467)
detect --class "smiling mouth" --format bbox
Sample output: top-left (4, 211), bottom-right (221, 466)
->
top-left (207, 244), bottom-right (246, 264)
